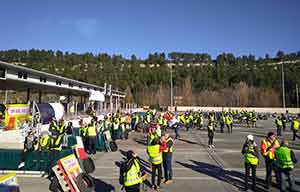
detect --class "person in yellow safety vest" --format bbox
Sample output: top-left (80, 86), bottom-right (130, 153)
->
top-left (247, 111), bottom-right (252, 128)
top-left (147, 138), bottom-right (167, 190)
top-left (275, 140), bottom-right (298, 191)
top-left (144, 111), bottom-right (151, 124)
top-left (162, 133), bottom-right (174, 184)
top-left (121, 151), bottom-right (143, 192)
top-left (179, 114), bottom-right (186, 125)
top-left (280, 113), bottom-right (287, 132)
top-left (147, 126), bottom-right (159, 145)
top-left (49, 118), bottom-right (59, 135)
top-left (241, 135), bottom-right (259, 191)
top-left (220, 112), bottom-right (225, 133)
top-left (291, 117), bottom-right (300, 141)
top-left (275, 116), bottom-right (283, 136)
top-left (158, 115), bottom-right (164, 127)
top-left (50, 134), bottom-right (63, 151)
top-left (120, 115), bottom-right (127, 140)
top-left (57, 119), bottom-right (66, 135)
top-left (133, 113), bottom-right (140, 131)
top-left (209, 112), bottom-right (215, 122)
top-left (225, 113), bottom-right (233, 134)
top-left (87, 122), bottom-right (97, 155)
top-left (39, 133), bottom-right (51, 151)
top-left (112, 117), bottom-right (120, 140)
top-left (79, 122), bottom-right (88, 134)
top-left (186, 113), bottom-right (194, 131)
top-left (251, 111), bottom-right (257, 128)
top-left (260, 132), bottom-right (280, 190)
top-left (155, 124), bottom-right (162, 137)
top-left (207, 121), bottom-right (215, 148)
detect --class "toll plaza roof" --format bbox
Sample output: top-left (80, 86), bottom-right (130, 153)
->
top-left (0, 61), bottom-right (125, 97)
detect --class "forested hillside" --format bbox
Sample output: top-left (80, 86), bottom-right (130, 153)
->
top-left (1, 49), bottom-right (300, 107)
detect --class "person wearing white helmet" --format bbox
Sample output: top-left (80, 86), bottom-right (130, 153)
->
top-left (241, 134), bottom-right (259, 191)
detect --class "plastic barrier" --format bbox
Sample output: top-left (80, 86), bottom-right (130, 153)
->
top-left (67, 136), bottom-right (77, 148)
top-left (96, 133), bottom-right (106, 151)
top-left (0, 149), bottom-right (22, 170)
top-left (73, 128), bottom-right (80, 137)
top-left (0, 149), bottom-right (72, 171)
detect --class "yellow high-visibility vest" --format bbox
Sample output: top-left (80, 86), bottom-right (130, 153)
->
top-left (148, 145), bottom-right (162, 165)
top-left (124, 159), bottom-right (142, 187)
top-left (87, 126), bottom-right (97, 136)
top-left (163, 137), bottom-right (174, 153)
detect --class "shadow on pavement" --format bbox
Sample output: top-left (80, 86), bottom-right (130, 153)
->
top-left (177, 160), bottom-right (269, 192)
top-left (178, 138), bottom-right (199, 145)
top-left (134, 138), bottom-right (147, 146)
top-left (94, 178), bottom-right (115, 192)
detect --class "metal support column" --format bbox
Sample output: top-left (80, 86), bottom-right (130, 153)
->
top-left (110, 95), bottom-right (113, 113)
top-left (26, 88), bottom-right (30, 103)
top-left (38, 91), bottom-right (42, 103)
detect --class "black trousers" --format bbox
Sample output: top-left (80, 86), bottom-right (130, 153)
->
top-left (282, 122), bottom-right (286, 131)
top-left (208, 131), bottom-right (214, 145)
top-left (20, 148), bottom-right (34, 163)
top-left (226, 124), bottom-right (232, 133)
top-left (292, 130), bottom-right (300, 140)
top-left (244, 163), bottom-right (257, 190)
top-left (151, 163), bottom-right (162, 187)
top-left (265, 158), bottom-right (280, 189)
top-left (125, 183), bottom-right (140, 192)
top-left (220, 123), bottom-right (224, 133)
top-left (88, 136), bottom-right (97, 154)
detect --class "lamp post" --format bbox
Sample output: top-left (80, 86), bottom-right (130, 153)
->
top-left (170, 64), bottom-right (174, 108)
top-left (281, 62), bottom-right (286, 108)
top-left (296, 83), bottom-right (299, 108)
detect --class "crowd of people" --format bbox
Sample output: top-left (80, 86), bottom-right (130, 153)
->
top-left (16, 108), bottom-right (300, 192)
top-left (119, 109), bottom-right (299, 192)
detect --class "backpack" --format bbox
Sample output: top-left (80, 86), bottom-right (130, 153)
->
top-left (119, 161), bottom-right (126, 185)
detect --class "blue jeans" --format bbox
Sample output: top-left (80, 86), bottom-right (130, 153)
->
top-left (173, 123), bottom-right (180, 139)
top-left (163, 153), bottom-right (173, 180)
top-left (279, 168), bottom-right (295, 191)
top-left (277, 125), bottom-right (282, 136)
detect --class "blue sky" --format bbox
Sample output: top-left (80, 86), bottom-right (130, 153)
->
top-left (0, 0), bottom-right (299, 59)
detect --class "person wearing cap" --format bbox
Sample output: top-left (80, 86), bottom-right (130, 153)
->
top-left (275, 140), bottom-right (298, 192)
top-left (261, 132), bottom-right (280, 190)
top-left (121, 150), bottom-right (143, 192)
top-left (241, 135), bottom-right (259, 191)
